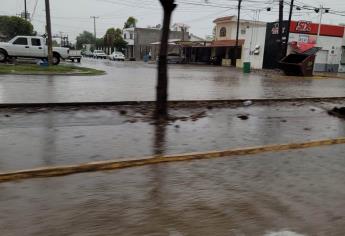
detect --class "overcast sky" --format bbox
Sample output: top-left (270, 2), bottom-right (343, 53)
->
top-left (1, 0), bottom-right (345, 42)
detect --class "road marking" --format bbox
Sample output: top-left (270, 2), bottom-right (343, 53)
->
top-left (0, 137), bottom-right (344, 183)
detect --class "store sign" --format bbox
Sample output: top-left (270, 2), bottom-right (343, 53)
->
top-left (298, 35), bottom-right (309, 43)
top-left (298, 34), bottom-right (316, 44)
top-left (295, 21), bottom-right (312, 33)
top-left (271, 23), bottom-right (286, 35)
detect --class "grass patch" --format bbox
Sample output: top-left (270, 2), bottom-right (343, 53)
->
top-left (0, 64), bottom-right (105, 76)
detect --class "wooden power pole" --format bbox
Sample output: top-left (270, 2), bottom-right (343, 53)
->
top-left (278, 0), bottom-right (284, 59)
top-left (234, 0), bottom-right (242, 66)
top-left (24, 0), bottom-right (27, 20)
top-left (90, 16), bottom-right (99, 46)
top-left (45, 0), bottom-right (53, 65)
top-left (284, 0), bottom-right (295, 56)
top-left (235, 0), bottom-right (242, 48)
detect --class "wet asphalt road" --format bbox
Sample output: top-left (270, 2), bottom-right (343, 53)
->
top-left (0, 58), bottom-right (344, 103)
top-left (0, 101), bottom-right (344, 172)
top-left (1, 144), bottom-right (345, 236)
top-left (1, 60), bottom-right (345, 235)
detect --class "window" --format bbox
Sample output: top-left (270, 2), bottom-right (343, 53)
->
top-left (124, 33), bottom-right (127, 39)
top-left (241, 28), bottom-right (246, 35)
top-left (130, 33), bottom-right (133, 39)
top-left (219, 27), bottom-right (226, 37)
top-left (13, 37), bottom-right (28, 45)
top-left (31, 38), bottom-right (41, 46)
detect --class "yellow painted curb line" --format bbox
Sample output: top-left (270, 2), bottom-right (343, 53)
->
top-left (0, 137), bottom-right (344, 183)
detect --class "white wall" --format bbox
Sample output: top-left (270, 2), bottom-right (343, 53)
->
top-left (215, 21), bottom-right (251, 41)
top-left (338, 31), bottom-right (345, 73)
top-left (289, 33), bottom-right (343, 72)
top-left (241, 25), bottom-right (267, 69)
top-left (123, 28), bottom-right (135, 46)
top-left (214, 20), bottom-right (267, 69)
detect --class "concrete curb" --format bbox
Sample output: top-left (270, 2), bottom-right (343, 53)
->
top-left (0, 137), bottom-right (344, 183)
top-left (0, 97), bottom-right (344, 109)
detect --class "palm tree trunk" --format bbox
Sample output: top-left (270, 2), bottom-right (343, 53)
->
top-left (155, 1), bottom-right (176, 119)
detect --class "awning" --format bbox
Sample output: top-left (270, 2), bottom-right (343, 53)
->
top-left (210, 39), bottom-right (245, 47)
top-left (290, 41), bottom-right (316, 54)
top-left (150, 39), bottom-right (182, 45)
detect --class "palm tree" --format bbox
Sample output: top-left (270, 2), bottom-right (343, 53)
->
top-left (155, 0), bottom-right (177, 119)
top-left (124, 17), bottom-right (137, 29)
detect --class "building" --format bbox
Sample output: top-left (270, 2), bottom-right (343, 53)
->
top-left (189, 33), bottom-right (204, 41)
top-left (180, 16), bottom-right (266, 68)
top-left (340, 34), bottom-right (345, 73)
top-left (263, 20), bottom-right (345, 73)
top-left (123, 27), bottom-right (189, 60)
top-left (171, 23), bottom-right (190, 33)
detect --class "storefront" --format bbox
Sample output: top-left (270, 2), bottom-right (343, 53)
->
top-left (263, 20), bottom-right (345, 72)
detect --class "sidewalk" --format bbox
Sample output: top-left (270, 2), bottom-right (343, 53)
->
top-left (1, 100), bottom-right (344, 172)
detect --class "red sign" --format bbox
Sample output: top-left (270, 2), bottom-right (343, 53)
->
top-left (295, 21), bottom-right (312, 33)
top-left (290, 21), bottom-right (345, 38)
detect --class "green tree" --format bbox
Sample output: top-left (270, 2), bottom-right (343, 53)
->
top-left (124, 17), bottom-right (137, 29)
top-left (96, 37), bottom-right (104, 48)
top-left (104, 28), bottom-right (127, 52)
top-left (76, 31), bottom-right (95, 50)
top-left (0, 16), bottom-right (34, 41)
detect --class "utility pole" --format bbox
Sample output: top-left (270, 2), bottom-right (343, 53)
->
top-left (90, 16), bottom-right (99, 46)
top-left (45, 0), bottom-right (53, 65)
top-left (235, 0), bottom-right (242, 47)
top-left (284, 0), bottom-right (294, 56)
top-left (278, 0), bottom-right (284, 60)
top-left (234, 0), bottom-right (242, 66)
top-left (316, 6), bottom-right (329, 44)
top-left (24, 0), bottom-right (27, 20)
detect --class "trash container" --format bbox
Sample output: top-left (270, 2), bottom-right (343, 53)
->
top-left (279, 53), bottom-right (316, 76)
top-left (243, 62), bottom-right (251, 73)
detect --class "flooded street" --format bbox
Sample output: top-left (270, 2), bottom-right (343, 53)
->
top-left (1, 144), bottom-right (345, 236)
top-left (1, 101), bottom-right (344, 171)
top-left (1, 60), bottom-right (345, 235)
top-left (0, 59), bottom-right (344, 103)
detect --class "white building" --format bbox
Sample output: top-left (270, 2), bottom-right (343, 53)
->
top-left (213, 16), bottom-right (267, 69)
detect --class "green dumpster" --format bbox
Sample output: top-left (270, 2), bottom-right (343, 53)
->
top-left (243, 62), bottom-right (251, 73)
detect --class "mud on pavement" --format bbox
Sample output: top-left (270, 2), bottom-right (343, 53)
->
top-left (0, 99), bottom-right (344, 172)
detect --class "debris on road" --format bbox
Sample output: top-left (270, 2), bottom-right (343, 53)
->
top-left (328, 107), bottom-right (345, 118)
top-left (237, 114), bottom-right (249, 120)
top-left (119, 110), bottom-right (127, 115)
top-left (243, 100), bottom-right (253, 106)
top-left (190, 111), bottom-right (206, 121)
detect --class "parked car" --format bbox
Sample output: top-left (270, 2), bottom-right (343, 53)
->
top-left (0, 36), bottom-right (69, 65)
top-left (68, 50), bottom-right (82, 63)
top-left (93, 50), bottom-right (107, 59)
top-left (82, 50), bottom-right (93, 58)
top-left (109, 51), bottom-right (125, 61)
top-left (167, 53), bottom-right (185, 64)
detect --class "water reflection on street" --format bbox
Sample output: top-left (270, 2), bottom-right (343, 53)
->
top-left (0, 59), bottom-right (344, 103)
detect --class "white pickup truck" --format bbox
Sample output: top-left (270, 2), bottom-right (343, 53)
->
top-left (0, 36), bottom-right (69, 65)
